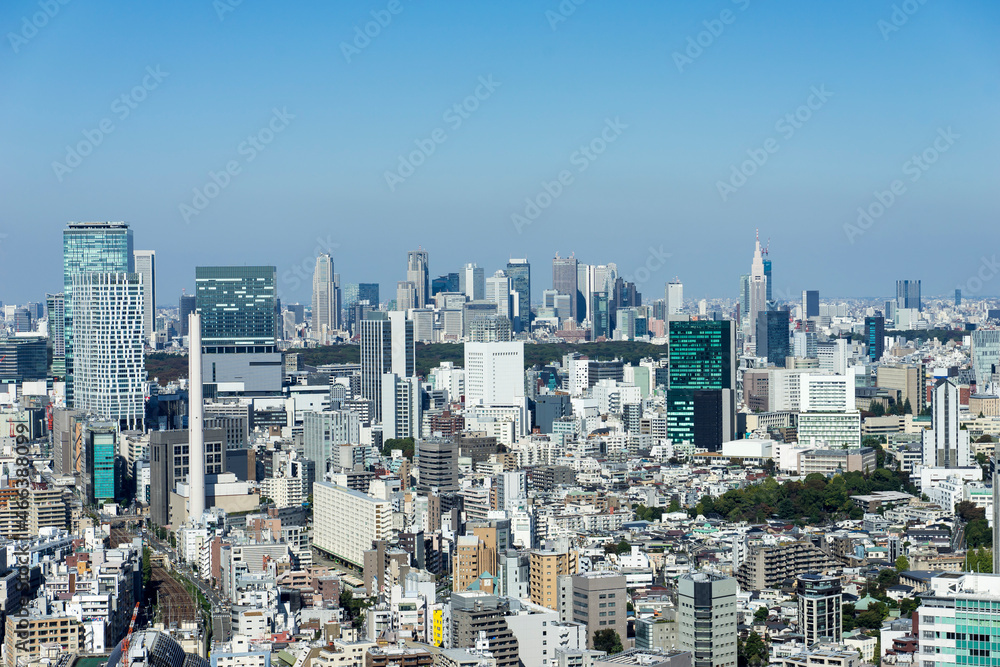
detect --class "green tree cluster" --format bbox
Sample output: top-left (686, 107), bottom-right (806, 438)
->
top-left (382, 437), bottom-right (415, 459)
top-left (593, 629), bottom-right (624, 654)
top-left (690, 469), bottom-right (915, 524)
top-left (634, 504), bottom-right (665, 522)
top-left (965, 547), bottom-right (993, 572)
top-left (738, 631), bottom-right (768, 666)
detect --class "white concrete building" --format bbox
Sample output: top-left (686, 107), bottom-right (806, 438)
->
top-left (313, 482), bottom-right (392, 568)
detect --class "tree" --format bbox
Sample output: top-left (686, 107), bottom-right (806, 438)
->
top-left (593, 629), bottom-right (623, 654)
top-left (977, 434), bottom-right (994, 443)
top-left (899, 597), bottom-right (919, 617)
top-left (667, 499), bottom-right (681, 513)
top-left (956, 501), bottom-right (986, 523)
top-left (739, 631), bottom-right (768, 666)
top-left (142, 546), bottom-right (152, 589)
top-left (616, 539), bottom-right (631, 555)
top-left (895, 555), bottom-right (910, 572)
top-left (871, 402), bottom-right (886, 417)
top-left (753, 606), bottom-right (769, 623)
top-left (902, 398), bottom-right (912, 415)
top-left (967, 519), bottom-right (992, 549)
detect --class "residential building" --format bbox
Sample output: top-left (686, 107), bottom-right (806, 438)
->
top-left (797, 574), bottom-right (842, 644)
top-left (677, 572), bottom-right (737, 667)
top-left (530, 549), bottom-right (579, 610)
top-left (313, 482), bottom-right (392, 568)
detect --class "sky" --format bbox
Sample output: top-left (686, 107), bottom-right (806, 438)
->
top-left (1, 0), bottom-right (998, 307)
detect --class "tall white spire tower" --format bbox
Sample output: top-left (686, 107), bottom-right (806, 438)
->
top-left (747, 230), bottom-right (768, 340)
top-left (188, 312), bottom-right (205, 520)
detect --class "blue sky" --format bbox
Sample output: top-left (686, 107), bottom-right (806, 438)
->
top-left (1, 0), bottom-right (998, 306)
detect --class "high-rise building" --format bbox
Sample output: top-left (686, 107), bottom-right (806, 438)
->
top-left (666, 280), bottom-right (683, 316)
top-left (917, 573), bottom-right (1000, 667)
top-left (801, 290), bottom-right (819, 319)
top-left (667, 320), bottom-right (736, 451)
top-left (179, 294), bottom-right (196, 338)
top-left (360, 311), bottom-right (414, 423)
top-left (63, 221), bottom-right (134, 406)
top-left (485, 271), bottom-right (513, 321)
top-left (464, 342), bottom-right (525, 407)
top-left (311, 253), bottom-right (340, 339)
top-left (85, 422), bottom-right (122, 503)
top-left (677, 572), bottom-right (738, 667)
top-left (797, 574), bottom-right (842, 644)
top-left (460, 263), bottom-right (485, 301)
top-left (971, 330), bottom-right (1000, 389)
top-left (747, 234), bottom-right (767, 339)
top-left (451, 592), bottom-right (520, 667)
top-left (313, 482), bottom-right (392, 568)
top-left (955, 288), bottom-right (962, 306)
top-left (865, 316), bottom-right (885, 362)
top-left (738, 275), bottom-right (750, 326)
top-left (0, 336), bottom-right (47, 383)
top-left (415, 438), bottom-right (458, 495)
top-left (381, 373), bottom-right (421, 440)
top-left (134, 250), bottom-right (156, 345)
top-left (755, 309), bottom-right (790, 365)
top-left (303, 410), bottom-right (361, 471)
top-left (763, 258), bottom-right (772, 303)
top-left (923, 378), bottom-right (971, 468)
top-left (896, 279), bottom-right (921, 311)
top-left (591, 292), bottom-right (610, 339)
top-left (552, 255), bottom-right (579, 322)
top-left (71, 272), bottom-right (145, 430)
top-left (877, 364), bottom-right (926, 415)
top-left (506, 259), bottom-right (531, 332)
top-left (407, 249), bottom-right (430, 308)
top-left (432, 273), bottom-right (460, 296)
top-left (530, 549), bottom-right (578, 610)
top-left (396, 281), bottom-right (417, 312)
top-left (196, 266), bottom-right (280, 393)
top-left (559, 571), bottom-right (628, 650)
top-left (45, 293), bottom-right (66, 379)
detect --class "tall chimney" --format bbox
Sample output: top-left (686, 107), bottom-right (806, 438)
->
top-left (188, 312), bottom-right (205, 520)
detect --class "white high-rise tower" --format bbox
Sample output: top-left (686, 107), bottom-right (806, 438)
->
top-left (134, 250), bottom-right (156, 345)
top-left (188, 312), bottom-right (205, 520)
top-left (748, 231), bottom-right (768, 341)
top-left (312, 253), bottom-right (339, 342)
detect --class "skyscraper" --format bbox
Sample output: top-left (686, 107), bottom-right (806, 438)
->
top-left (666, 280), bottom-right (683, 315)
top-left (311, 253), bottom-right (340, 340)
top-left (45, 293), bottom-right (66, 379)
top-left (738, 274), bottom-right (750, 326)
top-left (195, 266), bottom-right (280, 393)
top-left (63, 221), bottom-right (134, 406)
top-left (552, 255), bottom-right (578, 322)
top-left (396, 281), bottom-right (417, 311)
top-left (865, 315), bottom-right (885, 362)
top-left (71, 272), bottom-right (145, 430)
top-left (464, 341), bottom-right (525, 407)
top-left (668, 320), bottom-right (736, 451)
top-left (432, 273), bottom-right (460, 296)
top-left (955, 288), bottom-right (962, 306)
top-left (591, 292), bottom-right (609, 339)
top-left (179, 294), bottom-right (196, 338)
top-left (763, 258), bottom-right (772, 304)
top-left (801, 290), bottom-right (819, 319)
top-left (360, 311), bottom-right (414, 423)
top-left (797, 574), bottom-right (842, 644)
top-left (896, 279), bottom-right (921, 311)
top-left (460, 263), bottom-right (485, 301)
top-left (406, 249), bottom-right (430, 308)
top-left (485, 271), bottom-right (513, 320)
top-left (134, 250), bottom-right (156, 346)
top-left (755, 309), bottom-right (790, 365)
top-left (747, 234), bottom-right (768, 342)
top-left (506, 259), bottom-right (531, 332)
top-left (922, 378), bottom-right (970, 468)
top-left (971, 330), bottom-right (1000, 388)
top-left (677, 572), bottom-right (738, 667)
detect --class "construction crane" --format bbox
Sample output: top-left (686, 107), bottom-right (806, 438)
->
top-left (120, 602), bottom-right (141, 658)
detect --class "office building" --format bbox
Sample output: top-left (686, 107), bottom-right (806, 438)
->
top-left (63, 221), bottom-right (134, 406)
top-left (360, 311), bottom-right (414, 423)
top-left (0, 336), bottom-right (47, 383)
top-left (46, 292), bottom-right (66, 378)
top-left (469, 314), bottom-right (512, 343)
top-left (453, 535), bottom-right (495, 593)
top-left (738, 275), bottom-right (750, 326)
top-left (666, 280), bottom-right (683, 315)
top-left (677, 572), bottom-right (738, 667)
top-left (86, 422), bottom-right (121, 503)
top-left (396, 281), bottom-right (417, 312)
top-left (972, 329), bottom-right (1000, 388)
top-left (802, 290), bottom-right (819, 319)
top-left (311, 253), bottom-right (340, 340)
top-left (148, 427), bottom-right (225, 526)
top-left (530, 549), bottom-right (578, 610)
top-left (755, 309), bottom-right (789, 365)
top-left (916, 573), bottom-right (1000, 667)
top-left (553, 255), bottom-right (579, 322)
top-left (134, 250), bottom-right (156, 345)
top-left (196, 266), bottom-right (280, 393)
top-left (382, 373), bottom-right (421, 440)
top-left (922, 379), bottom-right (971, 468)
top-left (506, 259), bottom-right (531, 332)
top-left (896, 279), bottom-right (921, 311)
top-left (955, 288), bottom-right (962, 306)
top-left (560, 572), bottom-right (628, 650)
top-left (797, 574), bottom-right (842, 644)
top-left (486, 271), bottom-right (513, 321)
top-left (313, 482), bottom-right (392, 568)
top-left (407, 249), bottom-right (430, 308)
top-left (303, 410), bottom-right (361, 471)
top-left (179, 294), bottom-right (197, 338)
top-left (747, 234), bottom-right (768, 339)
top-left (416, 438), bottom-right (459, 495)
top-left (465, 342), bottom-right (525, 406)
top-left (667, 320), bottom-right (736, 451)
top-left (451, 592), bottom-right (520, 667)
top-left (591, 292), bottom-right (610, 339)
top-left (432, 273), bottom-right (460, 296)
top-left (71, 272), bottom-right (146, 430)
top-left (865, 316), bottom-right (885, 362)
top-left (876, 364), bottom-right (926, 415)
top-left (461, 263), bottom-right (485, 301)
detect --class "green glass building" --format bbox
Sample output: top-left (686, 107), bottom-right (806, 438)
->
top-left (86, 423), bottom-right (121, 503)
top-left (63, 222), bottom-right (134, 406)
top-left (668, 320), bottom-right (736, 452)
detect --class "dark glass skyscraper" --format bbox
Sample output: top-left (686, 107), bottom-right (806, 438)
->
top-left (590, 292), bottom-right (609, 339)
top-left (865, 315), bottom-right (885, 362)
top-left (802, 290), bottom-right (819, 318)
top-left (896, 279), bottom-right (921, 311)
top-left (552, 255), bottom-right (578, 322)
top-left (755, 309), bottom-right (790, 365)
top-left (431, 274), bottom-right (459, 296)
top-left (668, 320), bottom-right (736, 452)
top-left (506, 259), bottom-right (531, 332)
top-left (63, 221), bottom-right (134, 406)
top-left (763, 258), bottom-right (772, 303)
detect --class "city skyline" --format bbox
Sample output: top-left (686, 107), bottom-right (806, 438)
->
top-left (1, 2), bottom-right (998, 304)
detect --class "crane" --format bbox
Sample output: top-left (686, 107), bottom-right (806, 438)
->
top-left (120, 602), bottom-right (141, 658)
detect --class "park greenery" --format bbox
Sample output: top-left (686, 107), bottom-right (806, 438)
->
top-left (592, 629), bottom-right (623, 654)
top-left (381, 437), bottom-right (415, 459)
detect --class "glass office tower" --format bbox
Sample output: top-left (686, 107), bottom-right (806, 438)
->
top-left (506, 259), bottom-right (531, 332)
top-left (667, 320), bottom-right (736, 452)
top-left (63, 222), bottom-right (134, 405)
